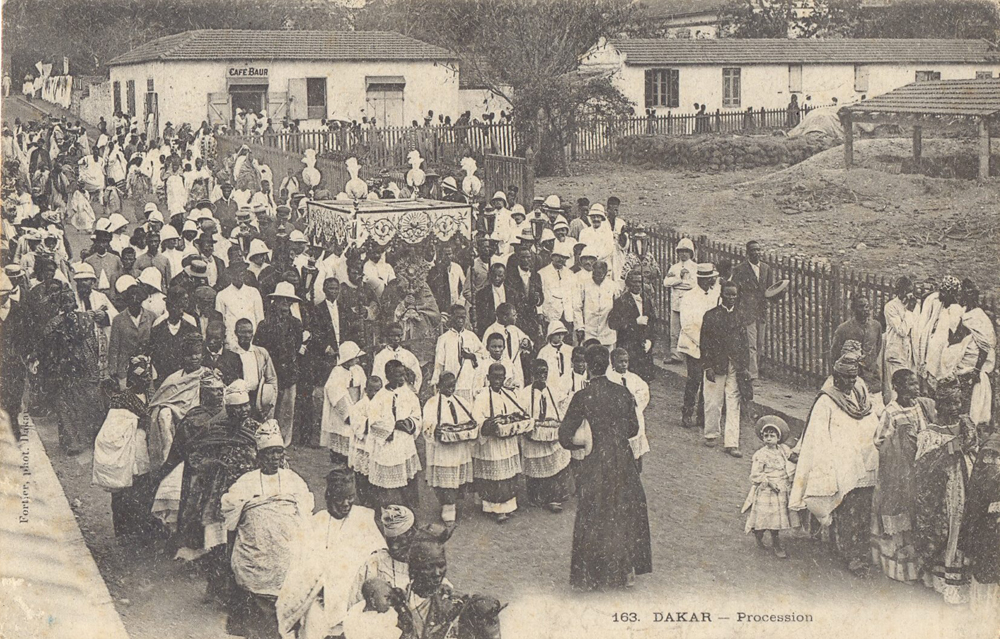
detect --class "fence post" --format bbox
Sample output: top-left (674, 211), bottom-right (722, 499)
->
top-left (524, 147), bottom-right (536, 208)
top-left (829, 263), bottom-right (843, 334)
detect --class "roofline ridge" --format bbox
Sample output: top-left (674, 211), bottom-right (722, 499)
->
top-left (156, 30), bottom-right (198, 62)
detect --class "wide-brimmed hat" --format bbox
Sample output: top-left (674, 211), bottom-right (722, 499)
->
top-left (247, 238), bottom-right (271, 260)
top-left (540, 228), bottom-right (556, 243)
top-left (756, 415), bottom-right (790, 444)
top-left (114, 274), bottom-right (138, 294)
top-left (138, 267), bottom-right (163, 292)
top-left (546, 320), bottom-right (568, 338)
top-left (676, 237), bottom-right (695, 253)
top-left (107, 213), bottom-right (129, 233)
top-left (553, 218), bottom-right (569, 232)
top-left (696, 263), bottom-right (718, 278)
top-left (94, 217), bottom-right (113, 234)
top-left (543, 195), bottom-right (561, 210)
top-left (338, 341), bottom-right (365, 364)
top-left (72, 262), bottom-right (96, 280)
top-left (269, 281), bottom-right (301, 301)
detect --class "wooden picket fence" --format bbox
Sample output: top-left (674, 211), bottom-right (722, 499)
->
top-left (230, 105), bottom-right (821, 170)
top-left (569, 105), bottom-right (821, 161)
top-left (642, 228), bottom-right (999, 404)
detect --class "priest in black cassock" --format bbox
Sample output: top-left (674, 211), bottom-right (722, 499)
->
top-left (558, 345), bottom-right (652, 591)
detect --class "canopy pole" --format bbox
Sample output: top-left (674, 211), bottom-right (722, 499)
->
top-left (912, 125), bottom-right (922, 165)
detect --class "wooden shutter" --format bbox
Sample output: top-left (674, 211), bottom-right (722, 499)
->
top-left (854, 65), bottom-right (869, 92)
top-left (288, 78), bottom-right (308, 120)
top-left (267, 92), bottom-right (288, 121)
top-left (644, 70), bottom-right (654, 109)
top-left (668, 70), bottom-right (679, 108)
top-left (207, 92), bottom-right (231, 126)
top-left (789, 64), bottom-right (803, 93)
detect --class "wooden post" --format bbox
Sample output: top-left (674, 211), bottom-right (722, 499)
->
top-left (979, 117), bottom-right (991, 183)
top-left (913, 125), bottom-right (922, 165)
top-left (842, 110), bottom-right (854, 169)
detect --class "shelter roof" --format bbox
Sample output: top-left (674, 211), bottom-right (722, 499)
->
top-left (846, 78), bottom-right (1000, 118)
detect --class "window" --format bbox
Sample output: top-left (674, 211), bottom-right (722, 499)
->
top-left (306, 78), bottom-right (327, 120)
top-left (788, 64), bottom-right (803, 93)
top-left (126, 79), bottom-right (136, 116)
top-left (722, 67), bottom-right (741, 109)
top-left (113, 81), bottom-right (122, 113)
top-left (644, 69), bottom-right (679, 109)
top-left (976, 71), bottom-right (994, 79)
top-left (854, 65), bottom-right (869, 92)
top-left (915, 70), bottom-right (941, 82)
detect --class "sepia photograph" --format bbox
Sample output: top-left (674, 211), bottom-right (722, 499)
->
top-left (0, 1), bottom-right (998, 638)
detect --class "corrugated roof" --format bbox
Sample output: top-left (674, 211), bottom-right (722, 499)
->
top-left (608, 38), bottom-right (998, 65)
top-left (108, 30), bottom-right (457, 66)
top-left (846, 78), bottom-right (1000, 117)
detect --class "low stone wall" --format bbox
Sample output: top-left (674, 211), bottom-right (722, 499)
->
top-left (618, 133), bottom-right (838, 172)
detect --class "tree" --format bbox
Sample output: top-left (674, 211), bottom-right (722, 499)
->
top-left (855, 0), bottom-right (1000, 40)
top-left (795, 0), bottom-right (865, 39)
top-left (355, 0), bottom-right (639, 175)
top-left (718, 0), bottom-right (794, 38)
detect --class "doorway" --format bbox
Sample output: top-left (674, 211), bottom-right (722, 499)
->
top-left (229, 84), bottom-right (267, 119)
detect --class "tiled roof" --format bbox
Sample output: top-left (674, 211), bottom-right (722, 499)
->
top-left (846, 78), bottom-right (1000, 117)
top-left (608, 38), bottom-right (998, 65)
top-left (108, 30), bottom-right (457, 66)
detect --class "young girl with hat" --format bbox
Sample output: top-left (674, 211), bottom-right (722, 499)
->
top-left (742, 415), bottom-right (799, 558)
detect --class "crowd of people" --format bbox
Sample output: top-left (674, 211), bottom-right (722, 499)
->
top-left (2, 104), bottom-right (998, 638)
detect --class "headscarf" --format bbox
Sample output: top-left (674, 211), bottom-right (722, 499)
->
top-left (200, 367), bottom-right (224, 391)
top-left (126, 354), bottom-right (153, 386)
top-left (833, 340), bottom-right (863, 375)
top-left (224, 379), bottom-right (250, 405)
top-left (939, 275), bottom-right (961, 296)
top-left (822, 341), bottom-right (872, 419)
top-left (254, 419), bottom-right (283, 450)
top-left (380, 505), bottom-right (415, 538)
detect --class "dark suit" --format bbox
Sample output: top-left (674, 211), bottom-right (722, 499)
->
top-left (608, 290), bottom-right (657, 381)
top-left (731, 260), bottom-right (772, 379)
top-left (504, 259), bottom-right (544, 342)
top-left (149, 319), bottom-right (199, 382)
top-left (303, 299), bottom-right (361, 386)
top-left (107, 308), bottom-right (157, 383)
top-left (201, 255), bottom-right (226, 290)
top-left (202, 347), bottom-right (243, 386)
top-left (699, 305), bottom-right (750, 448)
top-left (475, 284), bottom-right (520, 337)
top-left (700, 306), bottom-right (749, 377)
top-left (169, 272), bottom-right (209, 296)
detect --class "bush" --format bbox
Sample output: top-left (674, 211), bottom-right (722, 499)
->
top-left (617, 133), bottom-right (837, 172)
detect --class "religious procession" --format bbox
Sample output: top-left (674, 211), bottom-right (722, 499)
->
top-left (4, 6), bottom-right (1000, 635)
top-left (3, 100), bottom-right (998, 638)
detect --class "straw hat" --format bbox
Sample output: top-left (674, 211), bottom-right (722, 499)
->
top-left (696, 263), bottom-right (719, 278)
top-left (755, 415), bottom-right (790, 444)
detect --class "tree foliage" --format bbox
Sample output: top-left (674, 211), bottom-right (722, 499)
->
top-left (718, 0), bottom-right (1000, 40)
top-left (355, 0), bottom-right (640, 174)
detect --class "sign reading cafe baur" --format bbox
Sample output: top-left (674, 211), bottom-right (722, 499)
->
top-left (227, 67), bottom-right (268, 78)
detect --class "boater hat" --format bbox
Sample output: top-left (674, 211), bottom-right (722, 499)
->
top-left (184, 258), bottom-right (209, 279)
top-left (696, 263), bottom-right (718, 278)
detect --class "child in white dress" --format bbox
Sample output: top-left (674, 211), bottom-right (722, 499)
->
top-left (742, 415), bottom-right (799, 558)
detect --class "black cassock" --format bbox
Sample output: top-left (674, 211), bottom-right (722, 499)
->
top-left (559, 377), bottom-right (652, 590)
